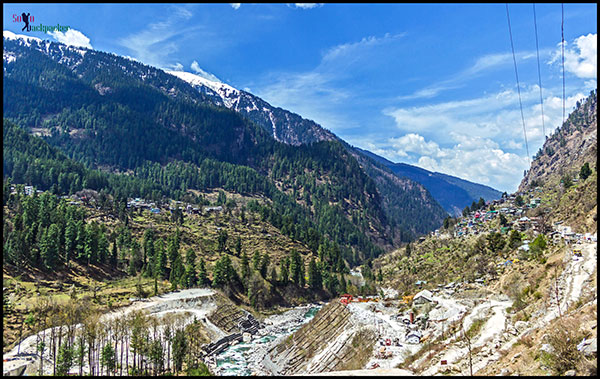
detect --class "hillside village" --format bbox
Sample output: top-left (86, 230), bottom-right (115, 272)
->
top-left (2, 8), bottom-right (596, 376)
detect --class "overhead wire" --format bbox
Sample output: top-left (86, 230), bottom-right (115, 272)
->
top-left (533, 4), bottom-right (546, 139)
top-left (561, 3), bottom-right (566, 127)
top-left (505, 3), bottom-right (530, 165)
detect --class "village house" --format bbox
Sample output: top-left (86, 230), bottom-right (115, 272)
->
top-left (405, 330), bottom-right (422, 344)
top-left (551, 231), bottom-right (562, 243)
top-left (413, 289), bottom-right (434, 305)
top-left (415, 280), bottom-right (427, 288)
top-left (560, 225), bottom-right (572, 237)
top-left (204, 205), bottom-right (223, 213)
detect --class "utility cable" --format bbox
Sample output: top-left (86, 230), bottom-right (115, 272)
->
top-left (561, 3), bottom-right (566, 127)
top-left (506, 3), bottom-right (531, 165)
top-left (533, 4), bottom-right (546, 138)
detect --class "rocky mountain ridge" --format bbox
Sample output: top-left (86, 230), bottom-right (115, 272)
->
top-left (519, 89), bottom-right (597, 192)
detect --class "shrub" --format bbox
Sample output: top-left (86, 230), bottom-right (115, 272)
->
top-left (539, 318), bottom-right (585, 375)
top-left (466, 318), bottom-right (486, 339)
top-left (186, 363), bottom-right (212, 376)
top-left (519, 334), bottom-right (534, 348)
top-left (579, 162), bottom-right (592, 181)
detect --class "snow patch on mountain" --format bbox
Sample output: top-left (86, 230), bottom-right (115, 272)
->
top-left (3, 30), bottom-right (42, 46)
top-left (3, 51), bottom-right (17, 64)
top-left (166, 70), bottom-right (240, 109)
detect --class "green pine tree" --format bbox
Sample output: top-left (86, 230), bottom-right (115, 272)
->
top-left (308, 257), bottom-right (322, 291)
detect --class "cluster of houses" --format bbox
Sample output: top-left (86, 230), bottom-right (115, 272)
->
top-left (453, 209), bottom-right (500, 237)
top-left (9, 185), bottom-right (44, 197)
top-left (127, 198), bottom-right (161, 213)
top-left (396, 288), bottom-right (441, 344)
top-left (549, 222), bottom-right (597, 244)
top-left (10, 184), bottom-right (227, 220)
top-left (452, 188), bottom-right (548, 239)
top-left (126, 198), bottom-right (224, 216)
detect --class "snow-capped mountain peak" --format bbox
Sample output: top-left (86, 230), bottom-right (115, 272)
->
top-left (164, 68), bottom-right (337, 145)
top-left (166, 70), bottom-right (240, 109)
top-left (3, 30), bottom-right (43, 46)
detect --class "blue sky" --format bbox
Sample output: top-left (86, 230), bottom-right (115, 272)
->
top-left (3, 3), bottom-right (597, 192)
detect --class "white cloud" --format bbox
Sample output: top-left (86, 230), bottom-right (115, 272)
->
top-left (322, 33), bottom-right (405, 64)
top-left (47, 28), bottom-right (92, 49)
top-left (396, 49), bottom-right (551, 101)
top-left (118, 5), bottom-right (199, 69)
top-left (415, 137), bottom-right (528, 190)
top-left (389, 133), bottom-right (443, 157)
top-left (506, 140), bottom-right (523, 150)
top-left (566, 33), bottom-right (597, 79)
top-left (371, 132), bottom-right (529, 191)
top-left (167, 62), bottom-right (184, 71)
top-left (377, 85), bottom-right (589, 192)
top-left (584, 79), bottom-right (597, 91)
top-left (190, 60), bottom-right (222, 82)
top-left (385, 85), bottom-right (585, 143)
top-left (230, 3), bottom-right (241, 10)
top-left (550, 33), bottom-right (597, 79)
top-left (291, 3), bottom-right (323, 9)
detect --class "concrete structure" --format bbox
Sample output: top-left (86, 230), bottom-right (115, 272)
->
top-left (413, 289), bottom-right (434, 305)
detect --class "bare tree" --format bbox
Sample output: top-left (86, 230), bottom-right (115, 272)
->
top-left (162, 313), bottom-right (175, 373)
top-left (554, 267), bottom-right (562, 318)
top-left (75, 330), bottom-right (86, 377)
top-left (83, 313), bottom-right (100, 376)
top-left (33, 297), bottom-right (52, 376)
top-left (461, 327), bottom-right (473, 376)
top-left (110, 316), bottom-right (121, 377)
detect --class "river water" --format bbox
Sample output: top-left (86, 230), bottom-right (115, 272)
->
top-left (214, 304), bottom-right (322, 375)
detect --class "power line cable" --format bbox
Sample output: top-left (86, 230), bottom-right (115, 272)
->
top-left (506, 3), bottom-right (530, 165)
top-left (561, 3), bottom-right (566, 127)
top-left (533, 4), bottom-right (546, 139)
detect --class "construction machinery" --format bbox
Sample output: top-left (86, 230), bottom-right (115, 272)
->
top-left (340, 294), bottom-right (353, 305)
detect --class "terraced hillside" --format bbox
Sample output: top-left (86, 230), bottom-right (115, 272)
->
top-left (267, 300), bottom-right (377, 375)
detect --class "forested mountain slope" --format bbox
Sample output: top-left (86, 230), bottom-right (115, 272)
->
top-left (3, 32), bottom-right (448, 249)
top-left (166, 70), bottom-right (337, 146)
top-left (355, 147), bottom-right (502, 216)
top-left (166, 62), bottom-right (449, 241)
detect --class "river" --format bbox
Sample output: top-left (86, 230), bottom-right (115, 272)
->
top-left (213, 304), bottom-right (322, 375)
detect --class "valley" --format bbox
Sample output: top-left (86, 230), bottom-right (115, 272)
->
top-left (3, 7), bottom-right (597, 376)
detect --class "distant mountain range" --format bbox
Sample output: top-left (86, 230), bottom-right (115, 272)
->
top-left (355, 148), bottom-right (503, 216)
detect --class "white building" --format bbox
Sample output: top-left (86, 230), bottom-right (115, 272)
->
top-left (413, 289), bottom-right (434, 305)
